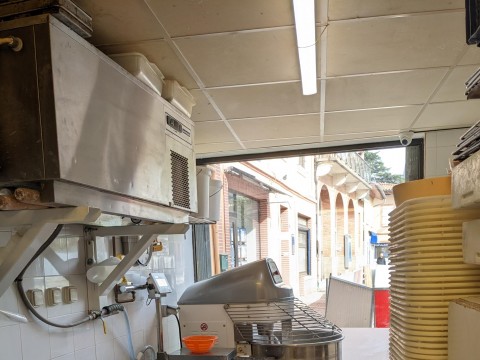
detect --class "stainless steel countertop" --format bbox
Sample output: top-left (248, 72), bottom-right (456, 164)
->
top-left (168, 348), bottom-right (235, 360)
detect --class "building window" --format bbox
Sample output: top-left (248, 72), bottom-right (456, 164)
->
top-left (298, 156), bottom-right (306, 168)
top-left (280, 206), bottom-right (289, 232)
top-left (298, 216), bottom-right (311, 274)
top-left (228, 191), bottom-right (260, 267)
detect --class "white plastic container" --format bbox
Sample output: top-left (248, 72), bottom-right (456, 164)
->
top-left (209, 179), bottom-right (222, 222)
top-left (109, 52), bottom-right (164, 96)
top-left (162, 79), bottom-right (196, 117)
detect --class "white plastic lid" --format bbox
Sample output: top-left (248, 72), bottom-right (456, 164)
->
top-left (86, 257), bottom-right (120, 283)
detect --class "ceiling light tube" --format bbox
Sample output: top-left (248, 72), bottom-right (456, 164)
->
top-left (293, 0), bottom-right (317, 95)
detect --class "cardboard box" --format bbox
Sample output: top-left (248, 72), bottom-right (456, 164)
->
top-left (448, 296), bottom-right (480, 359)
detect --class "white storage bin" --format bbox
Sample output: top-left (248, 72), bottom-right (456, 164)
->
top-left (463, 219), bottom-right (480, 264)
top-left (449, 297), bottom-right (480, 360)
top-left (109, 52), bottom-right (164, 95)
top-left (162, 79), bottom-right (196, 117)
top-left (452, 150), bottom-right (480, 209)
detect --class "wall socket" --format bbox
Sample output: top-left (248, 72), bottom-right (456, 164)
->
top-left (45, 287), bottom-right (62, 306)
top-left (26, 289), bottom-right (44, 307)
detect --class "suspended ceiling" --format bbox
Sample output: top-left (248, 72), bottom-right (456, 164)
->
top-left (74, 0), bottom-right (480, 159)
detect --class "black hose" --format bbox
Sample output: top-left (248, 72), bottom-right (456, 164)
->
top-left (16, 224), bottom-right (64, 280)
top-left (15, 224), bottom-right (93, 328)
top-left (102, 304), bottom-right (125, 315)
top-left (174, 313), bottom-right (182, 348)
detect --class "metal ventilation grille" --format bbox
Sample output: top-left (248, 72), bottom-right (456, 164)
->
top-left (224, 297), bottom-right (343, 345)
top-left (170, 150), bottom-right (190, 209)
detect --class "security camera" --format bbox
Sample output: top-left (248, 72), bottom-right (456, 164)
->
top-left (399, 131), bottom-right (414, 146)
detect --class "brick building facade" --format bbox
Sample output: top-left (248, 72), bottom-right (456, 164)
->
top-left (201, 155), bottom-right (378, 298)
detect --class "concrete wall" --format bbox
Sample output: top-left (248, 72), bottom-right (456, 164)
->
top-left (424, 129), bottom-right (467, 178)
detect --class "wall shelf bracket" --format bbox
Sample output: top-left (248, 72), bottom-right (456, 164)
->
top-left (0, 206), bottom-right (101, 300)
top-left (85, 223), bottom-right (189, 309)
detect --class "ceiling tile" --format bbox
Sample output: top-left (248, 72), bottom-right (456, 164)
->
top-left (189, 90), bottom-right (222, 121)
top-left (195, 121), bottom-right (237, 144)
top-left (145, 0), bottom-right (294, 37)
top-left (413, 101), bottom-right (480, 130)
top-left (326, 68), bottom-right (447, 111)
top-left (324, 107), bottom-right (421, 135)
top-left (244, 136), bottom-right (323, 149)
top-left (174, 28), bottom-right (299, 87)
top-left (432, 65), bottom-right (478, 103)
top-left (327, 11), bottom-right (466, 76)
top-left (195, 142), bottom-right (243, 156)
top-left (207, 82), bottom-right (320, 119)
top-left (99, 41), bottom-right (198, 89)
top-left (75, 0), bottom-right (164, 45)
top-left (328, 0), bottom-right (463, 21)
top-left (229, 114), bottom-right (321, 141)
top-left (458, 46), bottom-right (480, 66)
top-left (323, 131), bottom-right (398, 143)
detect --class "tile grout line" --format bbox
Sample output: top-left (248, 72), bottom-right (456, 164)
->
top-left (408, 46), bottom-right (470, 131)
top-left (143, 0), bottom-right (247, 150)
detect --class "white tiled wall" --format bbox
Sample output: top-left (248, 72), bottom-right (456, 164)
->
top-left (424, 128), bottom-right (468, 178)
top-left (0, 225), bottom-right (194, 359)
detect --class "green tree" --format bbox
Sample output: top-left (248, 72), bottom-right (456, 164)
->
top-left (364, 151), bottom-right (404, 184)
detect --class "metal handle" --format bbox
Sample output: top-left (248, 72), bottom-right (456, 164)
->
top-left (0, 36), bottom-right (23, 52)
top-left (113, 284), bottom-right (147, 304)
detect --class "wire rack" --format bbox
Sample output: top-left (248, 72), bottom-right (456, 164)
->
top-left (224, 297), bottom-right (343, 345)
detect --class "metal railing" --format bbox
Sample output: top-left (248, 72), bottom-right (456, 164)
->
top-left (317, 152), bottom-right (371, 183)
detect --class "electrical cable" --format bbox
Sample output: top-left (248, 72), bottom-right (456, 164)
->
top-left (15, 224), bottom-right (95, 328)
top-left (173, 312), bottom-right (182, 348)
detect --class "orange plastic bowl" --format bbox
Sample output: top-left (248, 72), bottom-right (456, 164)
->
top-left (182, 335), bottom-right (218, 353)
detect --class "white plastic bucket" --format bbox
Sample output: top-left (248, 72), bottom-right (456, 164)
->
top-left (209, 179), bottom-right (223, 222)
top-left (195, 166), bottom-right (212, 219)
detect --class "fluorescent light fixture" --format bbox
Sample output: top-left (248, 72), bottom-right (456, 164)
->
top-left (293, 0), bottom-right (317, 95)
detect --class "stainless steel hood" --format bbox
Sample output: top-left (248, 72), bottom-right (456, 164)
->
top-left (0, 14), bottom-right (197, 223)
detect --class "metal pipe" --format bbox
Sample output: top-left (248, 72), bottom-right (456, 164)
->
top-left (118, 284), bottom-right (147, 293)
top-left (0, 36), bottom-right (22, 51)
top-left (155, 298), bottom-right (168, 360)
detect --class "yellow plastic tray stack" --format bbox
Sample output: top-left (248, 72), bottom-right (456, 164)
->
top-left (389, 178), bottom-right (480, 360)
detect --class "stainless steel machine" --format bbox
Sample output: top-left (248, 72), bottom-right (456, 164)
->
top-left (178, 259), bottom-right (343, 360)
top-left (0, 4), bottom-right (197, 224)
